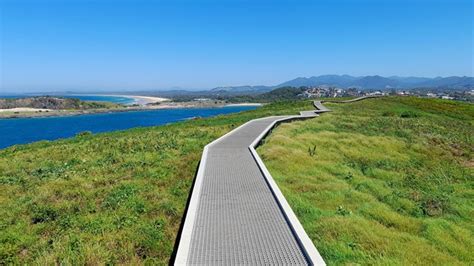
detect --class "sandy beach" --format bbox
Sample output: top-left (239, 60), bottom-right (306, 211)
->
top-left (104, 95), bottom-right (169, 105)
top-left (0, 107), bottom-right (53, 113)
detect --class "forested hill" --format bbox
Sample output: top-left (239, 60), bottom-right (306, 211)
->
top-left (226, 87), bottom-right (306, 103)
top-left (0, 96), bottom-right (120, 110)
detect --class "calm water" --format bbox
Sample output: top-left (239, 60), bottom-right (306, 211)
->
top-left (0, 106), bottom-right (258, 149)
top-left (62, 95), bottom-right (136, 105)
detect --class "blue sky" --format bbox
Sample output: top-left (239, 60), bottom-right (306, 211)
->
top-left (0, 0), bottom-right (472, 92)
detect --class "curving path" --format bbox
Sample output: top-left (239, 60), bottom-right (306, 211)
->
top-left (174, 97), bottom-right (374, 265)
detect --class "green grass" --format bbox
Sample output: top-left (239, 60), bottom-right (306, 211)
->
top-left (258, 96), bottom-right (474, 265)
top-left (2, 97), bottom-right (473, 265)
top-left (0, 101), bottom-right (313, 264)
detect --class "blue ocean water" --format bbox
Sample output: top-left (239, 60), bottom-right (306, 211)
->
top-left (62, 95), bottom-right (136, 105)
top-left (0, 106), bottom-right (258, 149)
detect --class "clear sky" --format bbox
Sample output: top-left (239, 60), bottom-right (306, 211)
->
top-left (0, 0), bottom-right (473, 92)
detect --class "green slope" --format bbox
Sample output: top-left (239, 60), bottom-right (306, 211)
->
top-left (2, 97), bottom-right (472, 265)
top-left (0, 101), bottom-right (312, 264)
top-left (0, 96), bottom-right (121, 110)
top-left (258, 97), bottom-right (474, 265)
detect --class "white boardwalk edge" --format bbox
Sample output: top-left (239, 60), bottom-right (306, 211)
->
top-left (174, 121), bottom-right (253, 265)
top-left (249, 115), bottom-right (326, 265)
top-left (173, 98), bottom-right (379, 265)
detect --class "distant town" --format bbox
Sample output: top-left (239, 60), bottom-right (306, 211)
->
top-left (299, 85), bottom-right (474, 101)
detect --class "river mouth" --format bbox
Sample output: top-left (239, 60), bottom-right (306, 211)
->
top-left (0, 106), bottom-right (258, 149)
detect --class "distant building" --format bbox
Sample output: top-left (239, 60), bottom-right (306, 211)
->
top-left (397, 91), bottom-right (410, 96)
top-left (345, 88), bottom-right (361, 97)
top-left (368, 91), bottom-right (384, 96)
top-left (441, 95), bottom-right (454, 100)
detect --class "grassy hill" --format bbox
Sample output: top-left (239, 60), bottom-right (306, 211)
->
top-left (226, 86), bottom-right (306, 102)
top-left (0, 96), bottom-right (120, 110)
top-left (1, 97), bottom-right (472, 264)
top-left (258, 97), bottom-right (473, 264)
top-left (0, 101), bottom-right (312, 264)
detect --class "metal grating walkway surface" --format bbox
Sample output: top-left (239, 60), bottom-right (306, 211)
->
top-left (188, 116), bottom-right (308, 265)
top-left (175, 103), bottom-right (332, 265)
top-left (175, 99), bottom-right (376, 265)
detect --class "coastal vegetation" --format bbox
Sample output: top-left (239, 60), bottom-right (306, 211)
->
top-left (0, 96), bottom-right (120, 110)
top-left (0, 101), bottom-right (311, 264)
top-left (169, 86), bottom-right (307, 103)
top-left (1, 97), bottom-right (472, 264)
top-left (226, 87), bottom-right (307, 103)
top-left (258, 97), bottom-right (473, 264)
top-left (0, 96), bottom-right (125, 118)
top-left (0, 95), bottom-right (246, 119)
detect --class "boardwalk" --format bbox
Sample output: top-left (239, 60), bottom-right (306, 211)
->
top-left (174, 101), bottom-right (341, 265)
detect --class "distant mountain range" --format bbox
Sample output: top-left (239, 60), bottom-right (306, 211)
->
top-left (281, 75), bottom-right (474, 89)
top-left (213, 75), bottom-right (473, 94)
top-left (2, 75), bottom-right (472, 98)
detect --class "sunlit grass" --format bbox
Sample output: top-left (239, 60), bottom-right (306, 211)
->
top-left (2, 97), bottom-right (472, 264)
top-left (258, 97), bottom-right (473, 265)
top-left (0, 101), bottom-right (313, 264)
